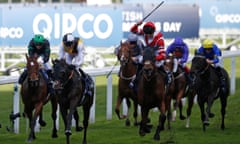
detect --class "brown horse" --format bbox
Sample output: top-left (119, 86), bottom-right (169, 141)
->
top-left (52, 59), bottom-right (94, 144)
top-left (190, 53), bottom-right (230, 131)
top-left (165, 54), bottom-right (196, 123)
top-left (115, 41), bottom-right (139, 126)
top-left (137, 47), bottom-right (172, 140)
top-left (20, 54), bottom-right (58, 142)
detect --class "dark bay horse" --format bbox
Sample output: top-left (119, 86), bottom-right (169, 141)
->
top-left (52, 59), bottom-right (94, 144)
top-left (20, 54), bottom-right (58, 142)
top-left (137, 47), bottom-right (172, 140)
top-left (115, 41), bottom-right (139, 126)
top-left (165, 54), bottom-right (196, 124)
top-left (190, 53), bottom-right (230, 131)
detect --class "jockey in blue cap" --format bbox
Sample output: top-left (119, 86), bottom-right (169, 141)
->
top-left (197, 39), bottom-right (226, 92)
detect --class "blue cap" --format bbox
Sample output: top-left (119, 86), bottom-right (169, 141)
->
top-left (127, 34), bottom-right (138, 42)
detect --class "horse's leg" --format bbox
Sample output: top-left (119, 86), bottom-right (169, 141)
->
top-left (28, 103), bottom-right (43, 142)
top-left (50, 98), bottom-right (58, 138)
top-left (207, 94), bottom-right (215, 118)
top-left (133, 101), bottom-right (139, 126)
top-left (198, 100), bottom-right (207, 131)
top-left (220, 94), bottom-right (227, 130)
top-left (125, 98), bottom-right (131, 126)
top-left (25, 106), bottom-right (34, 142)
top-left (115, 95), bottom-right (126, 119)
top-left (139, 108), bottom-right (150, 136)
top-left (38, 110), bottom-right (46, 127)
top-left (154, 103), bottom-right (167, 141)
top-left (82, 103), bottom-right (91, 144)
top-left (186, 91), bottom-right (195, 128)
top-left (59, 105), bottom-right (70, 144)
top-left (179, 100), bottom-right (186, 120)
top-left (73, 110), bottom-right (84, 131)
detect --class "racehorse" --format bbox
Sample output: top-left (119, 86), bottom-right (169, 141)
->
top-left (190, 53), bottom-right (230, 131)
top-left (137, 46), bottom-right (172, 140)
top-left (20, 54), bottom-right (58, 142)
top-left (52, 59), bottom-right (94, 144)
top-left (115, 41), bottom-right (139, 126)
top-left (165, 54), bottom-right (196, 122)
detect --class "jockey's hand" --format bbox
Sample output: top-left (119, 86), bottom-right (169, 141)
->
top-left (136, 20), bottom-right (143, 26)
top-left (206, 59), bottom-right (213, 64)
top-left (69, 65), bottom-right (76, 70)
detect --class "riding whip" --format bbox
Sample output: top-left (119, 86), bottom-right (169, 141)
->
top-left (141, 1), bottom-right (165, 22)
top-left (106, 60), bottom-right (118, 78)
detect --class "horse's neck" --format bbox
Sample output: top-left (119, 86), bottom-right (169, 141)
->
top-left (121, 62), bottom-right (137, 76)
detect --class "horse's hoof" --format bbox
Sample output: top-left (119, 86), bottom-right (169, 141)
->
top-left (65, 130), bottom-right (72, 136)
top-left (134, 121), bottom-right (140, 126)
top-left (120, 115), bottom-right (127, 119)
top-left (39, 120), bottom-right (47, 127)
top-left (52, 133), bottom-right (58, 138)
top-left (180, 115), bottom-right (186, 120)
top-left (209, 113), bottom-right (215, 118)
top-left (76, 126), bottom-right (84, 132)
top-left (139, 130), bottom-right (146, 137)
top-left (154, 134), bottom-right (160, 141)
top-left (203, 120), bottom-right (210, 126)
top-left (125, 119), bottom-right (130, 126)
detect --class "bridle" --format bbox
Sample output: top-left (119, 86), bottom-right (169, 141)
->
top-left (118, 43), bottom-right (137, 80)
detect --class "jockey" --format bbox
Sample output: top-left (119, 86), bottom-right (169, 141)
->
top-left (58, 33), bottom-right (91, 96)
top-left (126, 34), bottom-right (144, 88)
top-left (18, 34), bottom-right (54, 94)
top-left (130, 21), bottom-right (172, 84)
top-left (197, 39), bottom-right (226, 92)
top-left (166, 37), bottom-right (191, 82)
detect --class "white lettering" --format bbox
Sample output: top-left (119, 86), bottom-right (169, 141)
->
top-left (33, 13), bottom-right (114, 40)
top-left (0, 27), bottom-right (24, 38)
top-left (215, 14), bottom-right (240, 23)
top-left (94, 14), bottom-right (113, 39)
top-left (163, 22), bottom-right (181, 32)
top-left (33, 13), bottom-right (52, 39)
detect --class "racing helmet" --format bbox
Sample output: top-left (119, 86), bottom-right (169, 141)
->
top-left (127, 33), bottom-right (138, 45)
top-left (143, 21), bottom-right (156, 34)
top-left (203, 39), bottom-right (213, 49)
top-left (63, 33), bottom-right (75, 47)
top-left (33, 34), bottom-right (44, 45)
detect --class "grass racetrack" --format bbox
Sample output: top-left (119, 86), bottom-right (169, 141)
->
top-left (0, 57), bottom-right (240, 144)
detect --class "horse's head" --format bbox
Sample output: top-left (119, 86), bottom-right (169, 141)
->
top-left (118, 41), bottom-right (132, 66)
top-left (142, 47), bottom-right (156, 80)
top-left (52, 59), bottom-right (74, 92)
top-left (190, 53), bottom-right (209, 75)
top-left (26, 54), bottom-right (40, 86)
top-left (164, 53), bottom-right (177, 73)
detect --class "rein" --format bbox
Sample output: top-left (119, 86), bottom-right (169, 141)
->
top-left (120, 71), bottom-right (136, 80)
top-left (198, 63), bottom-right (210, 75)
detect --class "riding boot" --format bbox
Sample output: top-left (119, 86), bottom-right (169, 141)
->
top-left (79, 68), bottom-right (92, 96)
top-left (129, 64), bottom-right (142, 89)
top-left (167, 71), bottom-right (172, 85)
top-left (18, 69), bottom-right (27, 84)
top-left (216, 67), bottom-right (226, 93)
top-left (46, 70), bottom-right (55, 95)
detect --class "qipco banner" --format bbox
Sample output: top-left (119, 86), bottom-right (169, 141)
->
top-left (0, 6), bottom-right (122, 47)
top-left (122, 4), bottom-right (200, 38)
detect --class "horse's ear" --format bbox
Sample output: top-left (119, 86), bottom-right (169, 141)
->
top-left (52, 59), bottom-right (55, 65)
top-left (194, 49), bottom-right (198, 55)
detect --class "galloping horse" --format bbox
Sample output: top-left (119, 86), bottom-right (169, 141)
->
top-left (165, 54), bottom-right (196, 123)
top-left (52, 59), bottom-right (94, 144)
top-left (137, 47), bottom-right (172, 140)
top-left (190, 53), bottom-right (230, 131)
top-left (115, 41), bottom-right (139, 126)
top-left (20, 54), bottom-right (58, 142)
